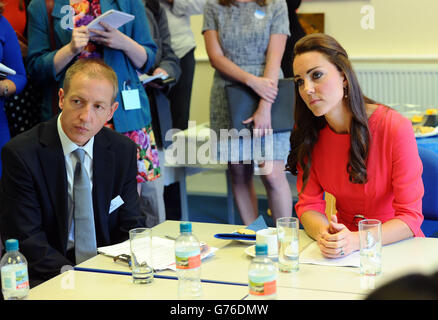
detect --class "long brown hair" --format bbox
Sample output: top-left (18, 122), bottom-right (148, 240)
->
top-left (286, 33), bottom-right (376, 192)
top-left (219, 0), bottom-right (267, 7)
top-left (0, 1), bottom-right (4, 15)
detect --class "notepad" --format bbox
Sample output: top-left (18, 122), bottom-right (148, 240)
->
top-left (98, 237), bottom-right (217, 271)
top-left (87, 9), bottom-right (135, 36)
top-left (0, 63), bottom-right (16, 76)
top-left (299, 242), bottom-right (360, 267)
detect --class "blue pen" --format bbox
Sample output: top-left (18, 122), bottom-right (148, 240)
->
top-left (74, 267), bottom-right (248, 287)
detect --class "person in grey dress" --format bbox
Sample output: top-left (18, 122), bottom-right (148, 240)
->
top-left (203, 0), bottom-right (293, 224)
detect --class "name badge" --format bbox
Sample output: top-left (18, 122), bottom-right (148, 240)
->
top-left (121, 80), bottom-right (141, 110)
top-left (109, 195), bottom-right (124, 214)
top-left (254, 9), bottom-right (265, 19)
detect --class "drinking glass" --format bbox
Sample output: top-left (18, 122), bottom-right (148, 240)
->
top-left (129, 228), bottom-right (154, 284)
top-left (276, 217), bottom-right (299, 272)
top-left (359, 219), bottom-right (382, 276)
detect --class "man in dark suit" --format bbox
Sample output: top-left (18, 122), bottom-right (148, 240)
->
top-left (0, 59), bottom-right (145, 287)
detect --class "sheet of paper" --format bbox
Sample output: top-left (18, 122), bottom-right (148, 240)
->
top-left (0, 63), bottom-right (16, 76)
top-left (299, 241), bottom-right (360, 267)
top-left (138, 72), bottom-right (168, 84)
top-left (98, 237), bottom-right (217, 271)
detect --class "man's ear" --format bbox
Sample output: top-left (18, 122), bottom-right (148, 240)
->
top-left (58, 88), bottom-right (65, 111)
top-left (106, 101), bottom-right (119, 122)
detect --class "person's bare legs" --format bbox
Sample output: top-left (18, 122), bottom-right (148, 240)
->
top-left (228, 162), bottom-right (258, 225)
top-left (259, 160), bottom-right (292, 222)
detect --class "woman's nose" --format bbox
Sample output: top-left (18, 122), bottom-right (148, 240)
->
top-left (304, 80), bottom-right (315, 95)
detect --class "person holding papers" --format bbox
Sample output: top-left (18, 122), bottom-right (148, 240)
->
top-left (0, 3), bottom-right (27, 177)
top-left (0, 59), bottom-right (146, 288)
top-left (137, 0), bottom-right (181, 227)
top-left (26, 0), bottom-right (164, 228)
top-left (287, 33), bottom-right (424, 259)
top-left (202, 0), bottom-right (293, 225)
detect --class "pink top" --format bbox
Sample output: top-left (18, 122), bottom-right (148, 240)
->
top-left (295, 105), bottom-right (425, 237)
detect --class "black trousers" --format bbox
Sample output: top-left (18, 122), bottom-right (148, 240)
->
top-left (164, 48), bottom-right (196, 220)
top-left (167, 47), bottom-right (195, 131)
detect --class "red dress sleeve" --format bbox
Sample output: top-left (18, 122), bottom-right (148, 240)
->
top-left (295, 162), bottom-right (326, 220)
top-left (390, 115), bottom-right (424, 237)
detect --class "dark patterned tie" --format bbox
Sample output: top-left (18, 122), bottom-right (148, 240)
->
top-left (72, 148), bottom-right (97, 264)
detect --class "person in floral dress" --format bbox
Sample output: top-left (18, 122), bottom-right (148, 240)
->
top-left (26, 0), bottom-right (164, 225)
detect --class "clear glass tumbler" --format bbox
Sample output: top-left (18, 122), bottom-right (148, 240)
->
top-left (129, 228), bottom-right (154, 284)
top-left (359, 219), bottom-right (382, 276)
top-left (276, 217), bottom-right (299, 272)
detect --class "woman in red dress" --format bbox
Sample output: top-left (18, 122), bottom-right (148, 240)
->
top-left (287, 33), bottom-right (424, 258)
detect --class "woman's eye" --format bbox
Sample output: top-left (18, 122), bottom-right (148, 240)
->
top-left (312, 71), bottom-right (323, 80)
top-left (296, 79), bottom-right (304, 87)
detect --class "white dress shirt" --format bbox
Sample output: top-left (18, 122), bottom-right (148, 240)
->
top-left (57, 114), bottom-right (94, 251)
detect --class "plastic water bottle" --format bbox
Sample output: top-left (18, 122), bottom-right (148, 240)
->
top-left (248, 243), bottom-right (277, 300)
top-left (175, 222), bottom-right (202, 299)
top-left (1, 239), bottom-right (30, 300)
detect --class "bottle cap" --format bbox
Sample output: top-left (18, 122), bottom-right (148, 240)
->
top-left (255, 243), bottom-right (268, 256)
top-left (5, 239), bottom-right (19, 252)
top-left (180, 222), bottom-right (192, 233)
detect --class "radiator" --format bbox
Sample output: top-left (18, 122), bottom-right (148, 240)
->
top-left (353, 63), bottom-right (438, 109)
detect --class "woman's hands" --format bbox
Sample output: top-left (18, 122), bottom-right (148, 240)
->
top-left (242, 75), bottom-right (279, 137)
top-left (247, 75), bottom-right (278, 104)
top-left (317, 215), bottom-right (360, 258)
top-left (242, 99), bottom-right (272, 137)
top-left (89, 22), bottom-right (129, 51)
top-left (89, 21), bottom-right (147, 69)
top-left (68, 26), bottom-right (90, 55)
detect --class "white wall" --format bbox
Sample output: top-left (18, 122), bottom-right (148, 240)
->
top-left (188, 0), bottom-right (438, 124)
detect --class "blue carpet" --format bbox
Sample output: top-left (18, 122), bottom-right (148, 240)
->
top-left (187, 194), bottom-right (298, 227)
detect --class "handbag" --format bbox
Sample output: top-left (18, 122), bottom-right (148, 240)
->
top-left (225, 78), bottom-right (295, 132)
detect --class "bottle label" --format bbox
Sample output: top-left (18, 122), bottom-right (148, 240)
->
top-left (1, 265), bottom-right (29, 291)
top-left (175, 249), bottom-right (201, 270)
top-left (249, 275), bottom-right (276, 296)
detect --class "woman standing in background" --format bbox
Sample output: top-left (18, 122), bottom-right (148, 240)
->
top-left (0, 1), bottom-right (27, 176)
top-left (203, 0), bottom-right (293, 225)
top-left (26, 0), bottom-right (162, 222)
top-left (281, 0), bottom-right (305, 78)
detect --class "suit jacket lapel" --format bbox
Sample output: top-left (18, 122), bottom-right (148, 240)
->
top-left (37, 117), bottom-right (69, 252)
top-left (92, 129), bottom-right (115, 246)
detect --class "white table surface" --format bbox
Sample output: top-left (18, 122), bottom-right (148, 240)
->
top-left (28, 220), bottom-right (438, 300)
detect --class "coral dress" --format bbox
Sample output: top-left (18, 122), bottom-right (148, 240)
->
top-left (295, 105), bottom-right (425, 237)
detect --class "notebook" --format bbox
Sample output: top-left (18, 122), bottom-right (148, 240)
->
top-left (87, 9), bottom-right (135, 36)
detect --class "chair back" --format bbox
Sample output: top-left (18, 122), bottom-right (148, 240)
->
top-left (419, 147), bottom-right (438, 219)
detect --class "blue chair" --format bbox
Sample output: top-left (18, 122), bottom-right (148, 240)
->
top-left (418, 147), bottom-right (438, 237)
